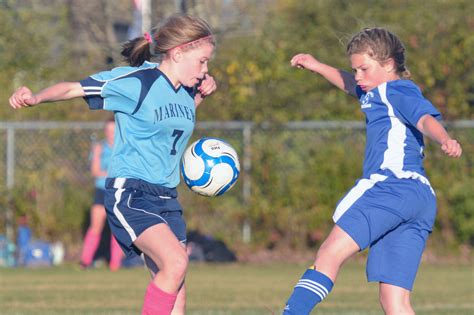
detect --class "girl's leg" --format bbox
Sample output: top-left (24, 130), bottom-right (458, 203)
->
top-left (313, 225), bottom-right (360, 281)
top-left (135, 223), bottom-right (188, 315)
top-left (143, 246), bottom-right (187, 315)
top-left (80, 204), bottom-right (107, 267)
top-left (379, 283), bottom-right (414, 315)
top-left (109, 235), bottom-right (123, 271)
top-left (283, 225), bottom-right (360, 315)
top-left (170, 285), bottom-right (186, 315)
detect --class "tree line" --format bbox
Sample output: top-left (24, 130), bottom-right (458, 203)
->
top-left (1, 0), bottom-right (472, 253)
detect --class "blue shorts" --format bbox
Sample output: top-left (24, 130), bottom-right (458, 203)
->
top-left (104, 178), bottom-right (186, 258)
top-left (333, 172), bottom-right (437, 290)
top-left (92, 188), bottom-right (105, 205)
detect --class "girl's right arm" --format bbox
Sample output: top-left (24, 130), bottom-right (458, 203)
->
top-left (9, 82), bottom-right (85, 109)
top-left (290, 53), bottom-right (358, 97)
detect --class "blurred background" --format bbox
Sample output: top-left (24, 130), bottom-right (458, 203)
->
top-left (0, 0), bottom-right (472, 268)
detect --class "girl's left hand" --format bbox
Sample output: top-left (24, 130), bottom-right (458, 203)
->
top-left (441, 139), bottom-right (462, 158)
top-left (197, 74), bottom-right (217, 97)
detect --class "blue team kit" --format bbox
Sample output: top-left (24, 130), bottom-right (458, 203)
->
top-left (333, 80), bottom-right (441, 290)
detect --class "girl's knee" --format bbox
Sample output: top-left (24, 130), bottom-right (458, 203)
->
top-left (379, 291), bottom-right (414, 315)
top-left (162, 248), bottom-right (188, 279)
top-left (174, 249), bottom-right (189, 274)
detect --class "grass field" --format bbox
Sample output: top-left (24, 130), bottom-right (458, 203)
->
top-left (1, 260), bottom-right (473, 314)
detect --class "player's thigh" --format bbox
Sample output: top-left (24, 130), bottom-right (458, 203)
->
top-left (145, 241), bottom-right (188, 277)
top-left (317, 225), bottom-right (359, 262)
top-left (135, 223), bottom-right (188, 271)
top-left (314, 225), bottom-right (360, 281)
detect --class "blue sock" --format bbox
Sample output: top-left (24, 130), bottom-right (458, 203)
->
top-left (283, 268), bottom-right (334, 315)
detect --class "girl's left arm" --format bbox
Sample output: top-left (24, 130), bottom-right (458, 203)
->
top-left (416, 114), bottom-right (462, 158)
top-left (195, 74), bottom-right (217, 108)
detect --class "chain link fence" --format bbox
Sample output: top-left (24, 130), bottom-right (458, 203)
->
top-left (0, 120), bottom-right (472, 255)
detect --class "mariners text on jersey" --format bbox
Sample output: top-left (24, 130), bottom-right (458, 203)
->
top-left (154, 102), bottom-right (195, 124)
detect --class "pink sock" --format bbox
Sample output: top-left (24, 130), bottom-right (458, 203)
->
top-left (80, 229), bottom-right (100, 266)
top-left (109, 236), bottom-right (123, 271)
top-left (142, 282), bottom-right (177, 315)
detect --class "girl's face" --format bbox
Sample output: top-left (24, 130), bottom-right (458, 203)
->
top-left (177, 42), bottom-right (214, 88)
top-left (350, 53), bottom-right (398, 92)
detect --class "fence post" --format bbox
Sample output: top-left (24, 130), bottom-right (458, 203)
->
top-left (5, 125), bottom-right (15, 242)
top-left (242, 122), bottom-right (252, 243)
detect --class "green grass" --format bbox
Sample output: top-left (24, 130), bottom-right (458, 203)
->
top-left (0, 261), bottom-right (473, 314)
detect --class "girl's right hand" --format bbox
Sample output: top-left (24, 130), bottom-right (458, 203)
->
top-left (9, 86), bottom-right (39, 109)
top-left (290, 53), bottom-right (320, 72)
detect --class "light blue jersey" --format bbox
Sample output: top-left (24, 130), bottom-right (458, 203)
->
top-left (357, 80), bottom-right (441, 179)
top-left (80, 61), bottom-right (196, 187)
top-left (94, 140), bottom-right (112, 189)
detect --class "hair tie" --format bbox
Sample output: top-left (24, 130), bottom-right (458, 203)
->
top-left (144, 32), bottom-right (153, 44)
top-left (144, 32), bottom-right (159, 57)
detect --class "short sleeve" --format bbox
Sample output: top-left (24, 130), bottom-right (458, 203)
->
top-left (79, 68), bottom-right (144, 114)
top-left (80, 76), bottom-right (106, 110)
top-left (389, 94), bottom-right (442, 127)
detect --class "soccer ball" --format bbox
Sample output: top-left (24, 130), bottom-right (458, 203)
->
top-left (181, 137), bottom-right (240, 197)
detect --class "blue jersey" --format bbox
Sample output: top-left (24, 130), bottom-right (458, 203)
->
top-left (80, 61), bottom-right (196, 187)
top-left (358, 80), bottom-right (441, 179)
top-left (94, 140), bottom-right (112, 189)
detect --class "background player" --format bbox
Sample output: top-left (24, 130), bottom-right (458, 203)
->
top-left (284, 27), bottom-right (462, 314)
top-left (80, 117), bottom-right (123, 271)
top-left (9, 14), bottom-right (217, 315)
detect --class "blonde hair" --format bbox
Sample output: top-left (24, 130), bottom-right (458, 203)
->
top-left (347, 27), bottom-right (410, 79)
top-left (121, 14), bottom-right (214, 67)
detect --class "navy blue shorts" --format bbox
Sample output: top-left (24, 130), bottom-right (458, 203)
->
top-left (104, 178), bottom-right (186, 258)
top-left (333, 172), bottom-right (437, 290)
top-left (92, 188), bottom-right (105, 205)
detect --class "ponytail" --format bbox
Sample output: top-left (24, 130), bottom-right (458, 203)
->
top-left (121, 36), bottom-right (152, 67)
top-left (120, 14), bottom-right (214, 67)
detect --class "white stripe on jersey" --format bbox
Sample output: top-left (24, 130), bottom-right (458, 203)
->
top-left (386, 170), bottom-right (435, 195)
top-left (379, 83), bottom-right (407, 173)
top-left (83, 65), bottom-right (156, 95)
top-left (377, 84), bottom-right (435, 195)
top-left (83, 87), bottom-right (102, 94)
top-left (333, 173), bottom-right (388, 222)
